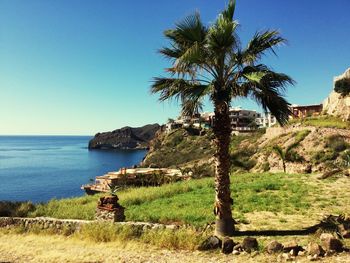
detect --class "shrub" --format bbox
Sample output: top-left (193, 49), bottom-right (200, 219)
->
top-left (311, 150), bottom-right (338, 164)
top-left (230, 147), bottom-right (257, 171)
top-left (261, 162), bottom-right (270, 172)
top-left (285, 150), bottom-right (304, 163)
top-left (334, 78), bottom-right (350, 96)
top-left (325, 135), bottom-right (348, 152)
top-left (0, 201), bottom-right (35, 217)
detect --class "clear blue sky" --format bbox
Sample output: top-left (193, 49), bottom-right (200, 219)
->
top-left (1, 0), bottom-right (350, 135)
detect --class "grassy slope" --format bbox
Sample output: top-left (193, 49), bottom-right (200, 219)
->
top-left (288, 115), bottom-right (350, 129)
top-left (31, 172), bottom-right (350, 230)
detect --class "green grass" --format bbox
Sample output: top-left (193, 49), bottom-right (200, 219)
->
top-left (31, 173), bottom-right (312, 227)
top-left (288, 115), bottom-right (349, 129)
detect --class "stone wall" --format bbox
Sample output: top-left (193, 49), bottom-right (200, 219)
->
top-left (0, 217), bottom-right (91, 234)
top-left (95, 207), bottom-right (125, 222)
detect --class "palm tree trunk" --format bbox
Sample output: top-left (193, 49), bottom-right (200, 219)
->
top-left (213, 100), bottom-right (235, 237)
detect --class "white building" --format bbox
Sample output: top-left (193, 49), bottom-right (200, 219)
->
top-left (256, 112), bottom-right (277, 128)
top-left (166, 107), bottom-right (273, 133)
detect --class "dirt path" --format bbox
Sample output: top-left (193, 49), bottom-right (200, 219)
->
top-left (1, 232), bottom-right (350, 263)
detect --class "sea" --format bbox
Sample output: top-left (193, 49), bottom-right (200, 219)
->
top-left (0, 136), bottom-right (147, 203)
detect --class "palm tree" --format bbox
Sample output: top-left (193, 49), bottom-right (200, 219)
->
top-left (151, 0), bottom-right (294, 236)
top-left (272, 145), bottom-right (287, 173)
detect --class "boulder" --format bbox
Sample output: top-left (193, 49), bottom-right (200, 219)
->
top-left (338, 223), bottom-right (350, 238)
top-left (283, 240), bottom-right (304, 256)
top-left (321, 236), bottom-right (343, 252)
top-left (198, 236), bottom-right (222, 251)
top-left (266, 240), bottom-right (284, 254)
top-left (307, 242), bottom-right (325, 257)
top-left (241, 237), bottom-right (259, 252)
top-left (221, 237), bottom-right (236, 254)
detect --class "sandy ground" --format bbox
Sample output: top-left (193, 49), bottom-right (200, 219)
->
top-left (1, 232), bottom-right (350, 263)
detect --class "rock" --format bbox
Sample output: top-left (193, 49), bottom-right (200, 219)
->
top-left (88, 124), bottom-right (160, 150)
top-left (198, 236), bottom-right (222, 251)
top-left (303, 164), bottom-right (312, 174)
top-left (266, 240), bottom-right (284, 254)
top-left (338, 223), bottom-right (350, 238)
top-left (321, 236), bottom-right (343, 252)
top-left (283, 240), bottom-right (304, 256)
top-left (320, 233), bottom-right (335, 241)
top-left (221, 237), bottom-right (235, 254)
top-left (307, 242), bottom-right (325, 257)
top-left (241, 237), bottom-right (259, 252)
top-left (233, 243), bottom-right (243, 251)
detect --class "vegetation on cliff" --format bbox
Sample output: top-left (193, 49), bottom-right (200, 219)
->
top-left (141, 128), bottom-right (214, 172)
top-left (141, 116), bottom-right (350, 176)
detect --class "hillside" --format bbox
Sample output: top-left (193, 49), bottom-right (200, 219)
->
top-left (141, 116), bottom-right (350, 176)
top-left (88, 124), bottom-right (160, 150)
top-left (141, 128), bottom-right (215, 176)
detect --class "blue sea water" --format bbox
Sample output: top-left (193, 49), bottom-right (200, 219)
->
top-left (0, 136), bottom-right (147, 203)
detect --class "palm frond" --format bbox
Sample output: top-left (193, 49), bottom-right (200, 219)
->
top-left (159, 45), bottom-right (182, 60)
top-left (181, 97), bottom-right (204, 117)
top-left (151, 77), bottom-right (210, 103)
top-left (222, 0), bottom-right (236, 21)
top-left (239, 67), bottom-right (294, 125)
top-left (164, 13), bottom-right (207, 49)
top-left (207, 18), bottom-right (239, 53)
top-left (273, 145), bottom-right (285, 160)
top-left (241, 30), bottom-right (286, 65)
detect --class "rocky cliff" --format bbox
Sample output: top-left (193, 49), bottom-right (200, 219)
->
top-left (88, 124), bottom-right (160, 150)
top-left (323, 68), bottom-right (350, 120)
top-left (141, 124), bottom-right (350, 176)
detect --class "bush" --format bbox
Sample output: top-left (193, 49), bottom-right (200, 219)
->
top-left (261, 162), bottom-right (270, 172)
top-left (286, 150), bottom-right (304, 162)
top-left (334, 78), bottom-right (350, 96)
top-left (230, 147), bottom-right (257, 171)
top-left (0, 201), bottom-right (35, 217)
top-left (326, 135), bottom-right (348, 152)
top-left (311, 150), bottom-right (338, 164)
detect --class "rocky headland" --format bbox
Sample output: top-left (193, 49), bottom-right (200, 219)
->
top-left (88, 124), bottom-right (160, 150)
